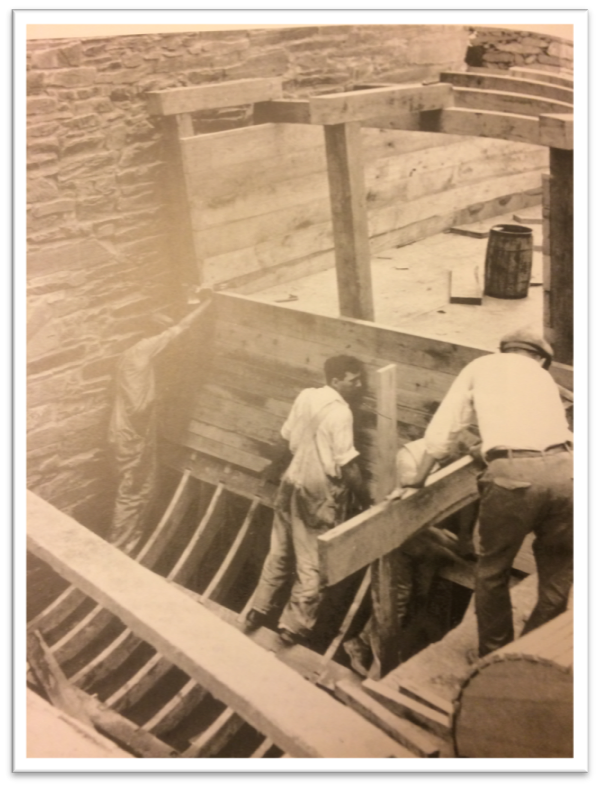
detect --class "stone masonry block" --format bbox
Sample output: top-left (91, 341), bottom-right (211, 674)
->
top-left (27, 178), bottom-right (60, 203)
top-left (28, 238), bottom-right (114, 278)
top-left (31, 42), bottom-right (83, 69)
top-left (27, 96), bottom-right (58, 115)
top-left (44, 67), bottom-right (97, 88)
top-left (31, 199), bottom-right (76, 219)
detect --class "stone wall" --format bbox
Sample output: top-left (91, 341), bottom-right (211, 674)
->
top-left (466, 27), bottom-right (573, 73)
top-left (24, 24), bottom-right (561, 543)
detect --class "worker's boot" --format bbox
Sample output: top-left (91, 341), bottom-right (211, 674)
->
top-left (242, 609), bottom-right (267, 634)
top-left (343, 636), bottom-right (373, 677)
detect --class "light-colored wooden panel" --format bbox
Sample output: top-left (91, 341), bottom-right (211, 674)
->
top-left (190, 170), bottom-right (331, 231)
top-left (26, 491), bottom-right (412, 759)
top-left (177, 429), bottom-right (270, 474)
top-left (146, 79), bottom-right (283, 116)
top-left (453, 87), bottom-right (573, 119)
top-left (440, 72), bottom-right (573, 106)
top-left (254, 99), bottom-right (312, 124)
top-left (310, 83), bottom-right (454, 125)
top-left (318, 457), bottom-right (480, 586)
top-left (439, 107), bottom-right (541, 145)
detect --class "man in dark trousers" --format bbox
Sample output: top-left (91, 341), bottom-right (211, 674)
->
top-left (404, 329), bottom-right (573, 658)
top-left (106, 289), bottom-right (212, 556)
top-left (243, 355), bottom-right (371, 646)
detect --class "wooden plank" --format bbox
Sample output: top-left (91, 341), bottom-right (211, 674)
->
top-left (27, 630), bottom-right (92, 725)
top-left (394, 677), bottom-right (455, 718)
top-left (74, 685), bottom-right (178, 758)
top-left (538, 113), bottom-right (574, 150)
top-left (310, 83), bottom-right (454, 125)
top-left (335, 679), bottom-right (440, 758)
top-left (167, 484), bottom-right (228, 586)
top-left (254, 99), bottom-right (312, 125)
top-left (440, 71), bottom-right (573, 106)
top-left (317, 569), bottom-right (371, 684)
top-left (49, 604), bottom-right (120, 666)
top-left (324, 122), bottom-right (374, 321)
top-left (545, 147), bottom-right (573, 364)
top-left (142, 680), bottom-right (207, 736)
top-left (104, 652), bottom-right (173, 711)
top-left (375, 364), bottom-right (399, 499)
top-left (251, 737), bottom-right (279, 758)
top-left (508, 67), bottom-right (573, 89)
top-left (319, 457), bottom-right (480, 586)
top-left (439, 107), bottom-right (540, 145)
top-left (448, 266), bottom-right (482, 305)
top-left (146, 78), bottom-right (283, 116)
top-left (362, 679), bottom-right (452, 741)
top-left (178, 429), bottom-right (270, 474)
top-left (202, 498), bottom-right (261, 602)
top-left (27, 491), bottom-right (409, 758)
top-left (453, 87), bottom-right (573, 119)
top-left (183, 708), bottom-right (245, 758)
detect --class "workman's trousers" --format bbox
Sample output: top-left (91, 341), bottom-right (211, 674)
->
top-left (475, 450), bottom-right (573, 658)
top-left (251, 482), bottom-right (342, 639)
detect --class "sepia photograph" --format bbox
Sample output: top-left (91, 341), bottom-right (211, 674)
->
top-left (14, 6), bottom-right (588, 774)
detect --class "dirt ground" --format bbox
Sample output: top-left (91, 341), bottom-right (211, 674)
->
top-left (250, 204), bottom-right (544, 352)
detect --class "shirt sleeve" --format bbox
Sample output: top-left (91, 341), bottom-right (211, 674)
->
top-left (280, 390), bottom-right (305, 444)
top-left (424, 363), bottom-right (477, 461)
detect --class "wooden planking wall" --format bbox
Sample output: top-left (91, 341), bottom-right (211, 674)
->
top-left (179, 124), bottom-right (547, 291)
top-left (164, 293), bottom-right (573, 496)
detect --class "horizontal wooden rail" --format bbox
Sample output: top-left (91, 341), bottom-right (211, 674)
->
top-left (147, 78), bottom-right (283, 116)
top-left (440, 71), bottom-right (573, 106)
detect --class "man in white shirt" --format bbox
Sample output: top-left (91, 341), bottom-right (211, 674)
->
top-left (406, 329), bottom-right (573, 658)
top-left (244, 355), bottom-right (370, 645)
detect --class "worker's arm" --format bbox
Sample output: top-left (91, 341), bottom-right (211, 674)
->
top-left (261, 437), bottom-right (293, 485)
top-left (400, 449), bottom-right (438, 490)
top-left (341, 458), bottom-right (371, 511)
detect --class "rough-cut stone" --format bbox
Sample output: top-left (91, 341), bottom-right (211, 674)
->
top-left (31, 199), bottom-right (76, 218)
top-left (27, 96), bottom-right (58, 115)
top-left (28, 238), bottom-right (114, 278)
top-left (31, 43), bottom-right (83, 70)
top-left (44, 67), bottom-right (97, 88)
top-left (27, 178), bottom-right (60, 203)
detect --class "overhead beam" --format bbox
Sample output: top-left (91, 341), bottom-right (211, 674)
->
top-left (27, 491), bottom-right (408, 759)
top-left (538, 113), bottom-right (574, 150)
top-left (452, 87), bottom-right (574, 118)
top-left (319, 456), bottom-right (480, 586)
top-left (440, 71), bottom-right (573, 106)
top-left (310, 83), bottom-right (454, 125)
top-left (438, 107), bottom-right (540, 145)
top-left (147, 78), bottom-right (283, 116)
top-left (324, 122), bottom-right (375, 321)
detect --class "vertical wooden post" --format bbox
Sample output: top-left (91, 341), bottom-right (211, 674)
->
top-left (162, 113), bottom-right (200, 292)
top-left (323, 122), bottom-right (375, 322)
top-left (544, 148), bottom-right (573, 365)
top-left (369, 364), bottom-right (401, 678)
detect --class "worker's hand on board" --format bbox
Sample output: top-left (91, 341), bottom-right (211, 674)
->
top-left (385, 486), bottom-right (417, 501)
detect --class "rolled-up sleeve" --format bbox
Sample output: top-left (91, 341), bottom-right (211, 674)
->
top-left (320, 407), bottom-right (359, 474)
top-left (424, 364), bottom-right (476, 461)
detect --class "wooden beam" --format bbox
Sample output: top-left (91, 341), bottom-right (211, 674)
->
top-left (335, 680), bottom-right (433, 758)
top-left (324, 122), bottom-right (375, 321)
top-left (146, 78), bottom-right (283, 116)
top-left (375, 364), bottom-right (399, 499)
top-left (422, 107), bottom-right (542, 146)
top-left (254, 100), bottom-right (311, 125)
top-left (319, 456), bottom-right (480, 586)
top-left (508, 67), bottom-right (573, 89)
top-left (362, 679), bottom-right (452, 741)
top-left (538, 113), bottom-right (574, 150)
top-left (26, 491), bottom-right (410, 759)
top-left (448, 266), bottom-right (482, 305)
top-left (453, 87), bottom-right (573, 118)
top-left (440, 71), bottom-right (573, 106)
top-left (545, 147), bottom-right (573, 365)
top-left (310, 83), bottom-right (453, 125)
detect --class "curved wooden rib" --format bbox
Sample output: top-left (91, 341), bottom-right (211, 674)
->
top-left (251, 737), bottom-right (279, 758)
top-left (509, 67), bottom-right (573, 89)
top-left (317, 569), bottom-right (372, 684)
top-left (439, 108), bottom-right (541, 146)
top-left (202, 496), bottom-right (261, 603)
top-left (453, 87), bottom-right (572, 118)
top-left (45, 470), bottom-right (199, 670)
top-left (168, 483), bottom-right (227, 586)
top-left (104, 651), bottom-right (173, 711)
top-left (72, 628), bottom-right (145, 690)
top-left (440, 71), bottom-right (573, 106)
top-left (141, 679), bottom-right (208, 736)
top-left (182, 707), bottom-right (245, 758)
top-left (27, 586), bottom-right (87, 637)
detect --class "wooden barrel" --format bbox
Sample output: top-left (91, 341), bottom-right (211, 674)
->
top-left (453, 609), bottom-right (573, 758)
top-left (484, 224), bottom-right (533, 299)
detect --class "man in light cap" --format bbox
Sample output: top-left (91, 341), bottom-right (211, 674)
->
top-left (405, 328), bottom-right (573, 658)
